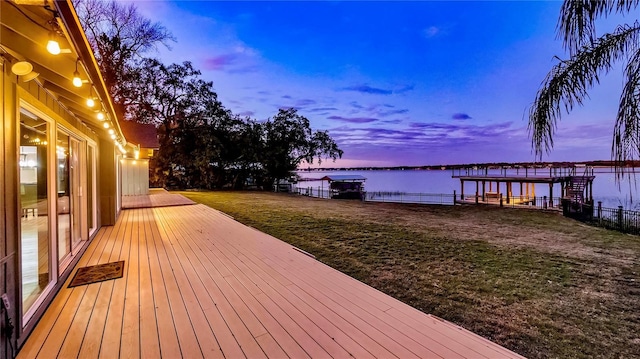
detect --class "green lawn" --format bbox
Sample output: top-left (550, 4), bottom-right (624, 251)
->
top-left (179, 190), bottom-right (640, 359)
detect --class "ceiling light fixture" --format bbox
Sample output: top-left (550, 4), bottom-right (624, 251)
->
top-left (86, 86), bottom-right (95, 107)
top-left (103, 122), bottom-right (110, 129)
top-left (97, 111), bottom-right (105, 121)
top-left (47, 31), bottom-right (61, 55)
top-left (46, 16), bottom-right (61, 55)
top-left (72, 58), bottom-right (82, 87)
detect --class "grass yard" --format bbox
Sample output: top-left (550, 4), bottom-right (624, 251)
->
top-left (179, 191), bottom-right (640, 359)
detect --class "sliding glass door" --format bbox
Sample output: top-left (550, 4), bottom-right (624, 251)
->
top-left (19, 108), bottom-right (52, 316)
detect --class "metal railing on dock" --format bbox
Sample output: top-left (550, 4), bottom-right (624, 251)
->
top-left (451, 166), bottom-right (594, 178)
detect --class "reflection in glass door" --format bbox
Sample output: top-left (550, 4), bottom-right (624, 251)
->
top-left (87, 144), bottom-right (97, 235)
top-left (56, 130), bottom-right (86, 267)
top-left (57, 131), bottom-right (71, 262)
top-left (19, 108), bottom-right (51, 316)
top-left (70, 138), bottom-right (84, 252)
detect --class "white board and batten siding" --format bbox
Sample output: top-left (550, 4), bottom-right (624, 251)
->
top-left (121, 158), bottom-right (149, 196)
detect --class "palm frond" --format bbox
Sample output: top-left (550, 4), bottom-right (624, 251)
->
top-left (530, 23), bottom-right (640, 159)
top-left (613, 46), bottom-right (640, 179)
top-left (558, 0), bottom-right (640, 54)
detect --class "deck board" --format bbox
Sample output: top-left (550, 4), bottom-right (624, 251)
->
top-left (18, 203), bottom-right (525, 359)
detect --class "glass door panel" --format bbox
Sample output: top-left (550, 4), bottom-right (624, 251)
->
top-left (19, 109), bottom-right (51, 315)
top-left (87, 144), bottom-right (97, 235)
top-left (56, 131), bottom-right (71, 262)
top-left (70, 138), bottom-right (84, 251)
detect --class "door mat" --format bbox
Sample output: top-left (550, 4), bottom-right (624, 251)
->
top-left (68, 261), bottom-right (125, 288)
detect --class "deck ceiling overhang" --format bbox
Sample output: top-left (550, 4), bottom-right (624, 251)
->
top-left (1, 0), bottom-right (127, 147)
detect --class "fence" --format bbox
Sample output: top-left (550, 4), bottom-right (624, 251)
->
top-left (364, 191), bottom-right (455, 205)
top-left (587, 202), bottom-right (640, 235)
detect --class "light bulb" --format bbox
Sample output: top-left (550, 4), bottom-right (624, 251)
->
top-left (110, 134), bottom-right (116, 140)
top-left (47, 39), bottom-right (61, 55)
top-left (72, 71), bottom-right (82, 87)
top-left (108, 129), bottom-right (114, 135)
top-left (97, 112), bottom-right (104, 120)
top-left (86, 98), bottom-right (95, 107)
top-left (103, 122), bottom-right (110, 129)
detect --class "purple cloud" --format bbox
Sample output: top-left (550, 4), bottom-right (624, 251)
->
top-left (237, 110), bottom-right (255, 117)
top-left (281, 95), bottom-right (293, 99)
top-left (295, 99), bottom-right (317, 107)
top-left (328, 115), bottom-right (379, 123)
top-left (203, 54), bottom-right (238, 71)
top-left (395, 84), bottom-right (415, 94)
top-left (341, 85), bottom-right (393, 95)
top-left (309, 107), bottom-right (338, 112)
top-left (379, 108), bottom-right (409, 117)
top-left (452, 113), bottom-right (472, 120)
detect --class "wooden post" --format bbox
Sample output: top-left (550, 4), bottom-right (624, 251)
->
top-left (549, 183), bottom-right (553, 207)
top-left (506, 182), bottom-right (510, 204)
top-left (519, 182), bottom-right (523, 200)
top-left (499, 194), bottom-right (503, 207)
top-left (597, 201), bottom-right (602, 219)
top-left (460, 180), bottom-right (464, 200)
top-left (543, 196), bottom-right (548, 209)
top-left (453, 190), bottom-right (457, 205)
top-left (618, 206), bottom-right (624, 230)
top-left (475, 181), bottom-right (479, 203)
top-left (482, 181), bottom-right (486, 202)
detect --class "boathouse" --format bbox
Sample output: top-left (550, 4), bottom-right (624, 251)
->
top-left (452, 165), bottom-right (595, 209)
top-left (320, 175), bottom-right (366, 199)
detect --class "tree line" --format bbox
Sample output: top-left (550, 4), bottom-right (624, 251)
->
top-left (74, 0), bottom-right (342, 190)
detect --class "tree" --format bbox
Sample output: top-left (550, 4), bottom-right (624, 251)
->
top-left (73, 0), bottom-right (174, 119)
top-left (529, 0), bottom-right (640, 173)
top-left (261, 108), bottom-right (343, 187)
top-left (131, 59), bottom-right (226, 188)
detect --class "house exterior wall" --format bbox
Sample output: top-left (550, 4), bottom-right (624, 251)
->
top-left (0, 3), bottom-right (122, 355)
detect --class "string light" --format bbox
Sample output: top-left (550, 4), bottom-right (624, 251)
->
top-left (72, 58), bottom-right (82, 87)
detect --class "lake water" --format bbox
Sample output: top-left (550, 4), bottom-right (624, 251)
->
top-left (295, 169), bottom-right (640, 210)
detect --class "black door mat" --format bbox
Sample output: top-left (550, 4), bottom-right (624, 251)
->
top-left (68, 261), bottom-right (125, 288)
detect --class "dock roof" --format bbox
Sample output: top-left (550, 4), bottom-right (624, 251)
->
top-left (320, 175), bottom-right (367, 182)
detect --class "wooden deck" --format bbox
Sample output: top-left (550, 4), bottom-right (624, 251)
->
top-left (121, 189), bottom-right (195, 209)
top-left (18, 203), bottom-right (525, 358)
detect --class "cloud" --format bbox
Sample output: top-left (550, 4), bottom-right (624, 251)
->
top-left (341, 84), bottom-right (415, 96)
top-left (423, 26), bottom-right (441, 38)
top-left (309, 107), bottom-right (339, 112)
top-left (328, 121), bottom-right (520, 150)
top-left (237, 110), bottom-right (255, 117)
top-left (341, 85), bottom-right (393, 95)
top-left (379, 108), bottom-right (409, 117)
top-left (295, 99), bottom-right (317, 107)
top-left (328, 116), bottom-right (379, 123)
top-left (281, 95), bottom-right (293, 99)
top-left (202, 47), bottom-right (259, 73)
top-left (203, 54), bottom-right (239, 71)
top-left (452, 113), bottom-right (472, 120)
top-left (395, 84), bottom-right (415, 94)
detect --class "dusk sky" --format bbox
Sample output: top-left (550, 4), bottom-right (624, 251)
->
top-left (129, 1), bottom-right (628, 168)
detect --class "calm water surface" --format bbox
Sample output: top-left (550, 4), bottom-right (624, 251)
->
top-left (296, 169), bottom-right (640, 210)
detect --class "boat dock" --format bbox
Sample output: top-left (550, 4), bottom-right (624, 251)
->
top-left (451, 165), bottom-right (595, 208)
